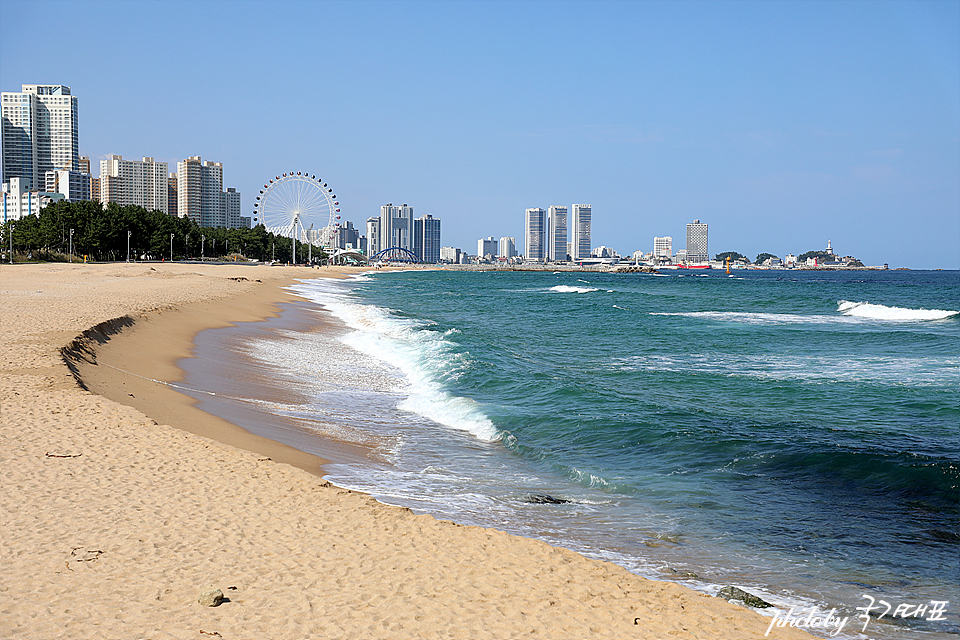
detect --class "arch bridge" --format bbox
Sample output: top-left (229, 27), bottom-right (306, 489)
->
top-left (370, 247), bottom-right (420, 263)
top-left (329, 248), bottom-right (368, 265)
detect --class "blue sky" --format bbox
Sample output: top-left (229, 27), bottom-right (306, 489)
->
top-left (2, 0), bottom-right (957, 268)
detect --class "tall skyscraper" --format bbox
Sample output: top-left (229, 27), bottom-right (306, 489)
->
top-left (379, 203), bottom-right (414, 252)
top-left (525, 207), bottom-right (546, 261)
top-left (398, 204), bottom-right (414, 251)
top-left (547, 205), bottom-right (568, 262)
top-left (366, 216), bottom-right (381, 255)
top-left (1, 84), bottom-right (79, 190)
top-left (177, 156), bottom-right (224, 226)
top-left (379, 204), bottom-right (397, 252)
top-left (685, 219), bottom-right (708, 263)
top-left (571, 204), bottom-right (591, 261)
top-left (223, 187), bottom-right (245, 228)
top-left (100, 155), bottom-right (169, 214)
top-left (167, 172), bottom-right (178, 217)
top-left (654, 236), bottom-right (673, 261)
top-left (414, 214), bottom-right (441, 263)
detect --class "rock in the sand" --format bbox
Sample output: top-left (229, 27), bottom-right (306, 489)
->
top-left (525, 493), bottom-right (570, 504)
top-left (198, 587), bottom-right (225, 607)
top-left (667, 567), bottom-right (699, 579)
top-left (716, 586), bottom-right (772, 608)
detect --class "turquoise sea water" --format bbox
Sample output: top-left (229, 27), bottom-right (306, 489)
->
top-left (190, 269), bottom-right (959, 639)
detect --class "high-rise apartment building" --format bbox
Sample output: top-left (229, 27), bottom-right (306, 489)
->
top-left (167, 172), bottom-right (178, 217)
top-left (379, 203), bottom-right (414, 252)
top-left (378, 204), bottom-right (396, 253)
top-left (78, 155), bottom-right (95, 200)
top-left (45, 169), bottom-right (90, 202)
top-left (498, 236), bottom-right (516, 258)
top-left (477, 236), bottom-right (498, 260)
top-left (398, 204), bottom-right (414, 250)
top-left (654, 236), bottom-right (673, 261)
top-left (685, 219), bottom-right (708, 263)
top-left (223, 187), bottom-right (245, 228)
top-left (177, 156), bottom-right (223, 226)
top-left (100, 155), bottom-right (169, 213)
top-left (366, 216), bottom-right (381, 256)
top-left (547, 205), bottom-right (568, 262)
top-left (1, 84), bottom-right (79, 190)
top-left (525, 208), bottom-right (546, 261)
top-left (571, 204), bottom-right (591, 261)
top-left (414, 214), bottom-right (441, 263)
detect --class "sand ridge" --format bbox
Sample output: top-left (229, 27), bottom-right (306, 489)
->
top-left (0, 262), bottom-right (815, 639)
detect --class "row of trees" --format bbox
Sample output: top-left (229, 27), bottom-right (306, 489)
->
top-left (714, 251), bottom-right (862, 265)
top-left (714, 251), bottom-right (778, 264)
top-left (0, 200), bottom-right (324, 264)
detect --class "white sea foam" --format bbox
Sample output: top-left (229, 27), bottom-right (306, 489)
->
top-left (651, 311), bottom-right (847, 326)
top-left (612, 353), bottom-right (959, 386)
top-left (838, 300), bottom-right (958, 321)
top-left (550, 285), bottom-right (599, 294)
top-left (291, 278), bottom-right (501, 443)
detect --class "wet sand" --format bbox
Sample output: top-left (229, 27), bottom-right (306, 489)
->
top-left (0, 261), bottom-right (815, 639)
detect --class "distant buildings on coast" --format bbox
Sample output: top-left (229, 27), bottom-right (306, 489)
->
top-left (364, 204), bottom-right (441, 262)
top-left (2, 81), bottom-right (880, 267)
top-left (1, 83), bottom-right (246, 228)
top-left (463, 203), bottom-right (593, 266)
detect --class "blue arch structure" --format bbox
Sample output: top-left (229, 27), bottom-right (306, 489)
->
top-left (371, 247), bottom-right (420, 263)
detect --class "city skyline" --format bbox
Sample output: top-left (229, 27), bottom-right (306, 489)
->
top-left (1, 1), bottom-right (957, 268)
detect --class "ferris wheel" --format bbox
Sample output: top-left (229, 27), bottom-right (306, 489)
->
top-left (252, 172), bottom-right (341, 246)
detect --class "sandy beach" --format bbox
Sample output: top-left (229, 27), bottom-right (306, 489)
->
top-left (0, 262), bottom-right (815, 639)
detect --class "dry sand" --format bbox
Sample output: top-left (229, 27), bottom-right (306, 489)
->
top-left (0, 262), bottom-right (815, 639)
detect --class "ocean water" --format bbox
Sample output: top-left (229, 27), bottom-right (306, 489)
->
top-left (188, 268), bottom-right (959, 639)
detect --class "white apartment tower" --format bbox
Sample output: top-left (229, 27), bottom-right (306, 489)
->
top-left (571, 204), bottom-right (591, 261)
top-left (525, 207), bottom-right (546, 261)
top-left (177, 156), bottom-right (224, 226)
top-left (685, 219), bottom-right (708, 263)
top-left (654, 236), bottom-right (673, 261)
top-left (498, 236), bottom-right (516, 258)
top-left (366, 216), bottom-right (381, 256)
top-left (379, 203), bottom-right (414, 253)
top-left (379, 204), bottom-right (397, 253)
top-left (1, 84), bottom-right (80, 190)
top-left (99, 155), bottom-right (169, 213)
top-left (547, 205), bottom-right (568, 262)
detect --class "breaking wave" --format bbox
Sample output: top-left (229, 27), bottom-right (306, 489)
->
top-left (838, 300), bottom-right (958, 321)
top-left (550, 285), bottom-right (599, 294)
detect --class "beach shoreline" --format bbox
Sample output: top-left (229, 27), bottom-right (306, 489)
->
top-left (65, 267), bottom-right (377, 478)
top-left (0, 262), bottom-right (816, 639)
